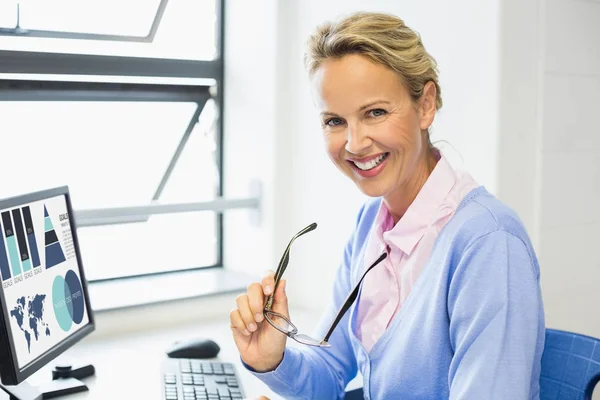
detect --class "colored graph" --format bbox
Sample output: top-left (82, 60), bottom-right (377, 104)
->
top-left (44, 205), bottom-right (66, 269)
top-left (1, 211), bottom-right (22, 277)
top-left (0, 206), bottom-right (43, 281)
top-left (22, 207), bottom-right (41, 268)
top-left (52, 269), bottom-right (85, 332)
top-left (12, 209), bottom-right (32, 272)
top-left (0, 219), bottom-right (11, 281)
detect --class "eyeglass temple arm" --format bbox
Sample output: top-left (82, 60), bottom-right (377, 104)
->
top-left (265, 222), bottom-right (318, 311)
top-left (265, 252), bottom-right (288, 310)
top-left (275, 223), bottom-right (317, 283)
top-left (321, 252), bottom-right (387, 344)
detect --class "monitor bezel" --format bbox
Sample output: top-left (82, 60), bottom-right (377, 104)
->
top-left (0, 186), bottom-right (95, 385)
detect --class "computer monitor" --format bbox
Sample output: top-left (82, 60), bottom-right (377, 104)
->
top-left (0, 186), bottom-right (95, 399)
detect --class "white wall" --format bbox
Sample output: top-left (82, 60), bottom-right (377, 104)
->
top-left (536, 0), bottom-right (600, 338)
top-left (499, 0), bottom-right (600, 339)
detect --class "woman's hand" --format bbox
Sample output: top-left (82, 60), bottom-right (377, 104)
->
top-left (230, 271), bottom-right (289, 372)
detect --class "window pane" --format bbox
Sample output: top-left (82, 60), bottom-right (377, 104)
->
top-left (78, 211), bottom-right (218, 281)
top-left (0, 2), bottom-right (17, 28)
top-left (19, 0), bottom-right (162, 37)
top-left (0, 0), bottom-right (217, 60)
top-left (0, 100), bottom-right (220, 280)
top-left (0, 101), bottom-right (197, 207)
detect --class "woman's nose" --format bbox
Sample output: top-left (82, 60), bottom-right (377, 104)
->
top-left (345, 124), bottom-right (371, 154)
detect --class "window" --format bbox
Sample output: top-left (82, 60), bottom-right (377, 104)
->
top-left (0, 0), bottom-right (228, 283)
top-left (0, 0), bottom-right (217, 60)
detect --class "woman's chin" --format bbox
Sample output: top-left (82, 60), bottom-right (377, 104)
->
top-left (355, 181), bottom-right (389, 198)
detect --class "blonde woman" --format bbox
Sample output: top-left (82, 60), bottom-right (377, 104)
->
top-left (230, 12), bottom-right (545, 399)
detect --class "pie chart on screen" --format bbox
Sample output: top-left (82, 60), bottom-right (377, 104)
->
top-left (52, 269), bottom-right (85, 332)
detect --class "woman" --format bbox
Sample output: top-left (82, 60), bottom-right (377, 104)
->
top-left (230, 11), bottom-right (545, 400)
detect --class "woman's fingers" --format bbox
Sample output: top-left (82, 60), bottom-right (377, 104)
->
top-left (247, 282), bottom-right (265, 323)
top-left (261, 270), bottom-right (275, 296)
top-left (271, 279), bottom-right (289, 317)
top-left (229, 308), bottom-right (251, 336)
top-left (236, 293), bottom-right (257, 332)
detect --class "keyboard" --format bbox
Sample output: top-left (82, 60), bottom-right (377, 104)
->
top-left (162, 359), bottom-right (245, 400)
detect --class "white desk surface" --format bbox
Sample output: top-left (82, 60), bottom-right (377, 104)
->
top-left (2, 310), bottom-right (320, 400)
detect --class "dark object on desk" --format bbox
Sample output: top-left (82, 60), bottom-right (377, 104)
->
top-left (167, 338), bottom-right (221, 359)
top-left (162, 359), bottom-right (244, 400)
top-left (51, 364), bottom-right (95, 381)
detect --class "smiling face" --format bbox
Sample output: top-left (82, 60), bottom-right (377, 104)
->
top-left (311, 54), bottom-right (438, 216)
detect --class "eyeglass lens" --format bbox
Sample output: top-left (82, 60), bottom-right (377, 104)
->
top-left (264, 311), bottom-right (297, 334)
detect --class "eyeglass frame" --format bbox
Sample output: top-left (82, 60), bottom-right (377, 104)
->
top-left (263, 222), bottom-right (388, 348)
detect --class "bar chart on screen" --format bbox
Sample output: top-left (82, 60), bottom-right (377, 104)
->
top-left (1, 206), bottom-right (45, 284)
top-left (1, 211), bottom-right (23, 279)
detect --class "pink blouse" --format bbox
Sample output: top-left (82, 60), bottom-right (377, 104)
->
top-left (355, 154), bottom-right (479, 352)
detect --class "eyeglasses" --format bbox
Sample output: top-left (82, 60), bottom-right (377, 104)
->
top-left (263, 222), bottom-right (388, 348)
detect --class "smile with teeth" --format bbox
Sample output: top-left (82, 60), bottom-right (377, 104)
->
top-left (352, 153), bottom-right (389, 171)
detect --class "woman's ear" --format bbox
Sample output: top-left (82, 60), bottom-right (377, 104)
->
top-left (419, 81), bottom-right (437, 130)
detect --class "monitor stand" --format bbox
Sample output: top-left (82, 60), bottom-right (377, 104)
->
top-left (0, 377), bottom-right (88, 400)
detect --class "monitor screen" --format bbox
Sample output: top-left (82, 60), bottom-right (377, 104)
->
top-left (0, 192), bottom-right (91, 373)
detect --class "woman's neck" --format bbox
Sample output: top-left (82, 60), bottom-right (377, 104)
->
top-left (384, 150), bottom-right (438, 225)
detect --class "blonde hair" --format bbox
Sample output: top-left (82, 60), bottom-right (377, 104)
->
top-left (304, 12), bottom-right (443, 111)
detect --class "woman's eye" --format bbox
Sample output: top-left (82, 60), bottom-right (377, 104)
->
top-left (368, 108), bottom-right (387, 118)
top-left (325, 117), bottom-right (344, 127)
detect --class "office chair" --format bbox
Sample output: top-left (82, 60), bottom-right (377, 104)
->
top-left (344, 329), bottom-right (600, 400)
top-left (541, 328), bottom-right (600, 400)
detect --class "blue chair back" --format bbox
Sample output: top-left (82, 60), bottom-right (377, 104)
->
top-left (541, 328), bottom-right (600, 399)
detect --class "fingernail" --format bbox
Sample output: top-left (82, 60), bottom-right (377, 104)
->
top-left (248, 323), bottom-right (257, 331)
top-left (255, 313), bottom-right (264, 322)
top-left (264, 285), bottom-right (272, 295)
top-left (243, 329), bottom-right (251, 336)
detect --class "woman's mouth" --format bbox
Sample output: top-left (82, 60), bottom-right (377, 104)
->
top-left (348, 153), bottom-right (389, 178)
top-left (352, 153), bottom-right (388, 170)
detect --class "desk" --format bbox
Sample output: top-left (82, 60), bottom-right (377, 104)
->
top-left (2, 310), bottom-right (319, 400)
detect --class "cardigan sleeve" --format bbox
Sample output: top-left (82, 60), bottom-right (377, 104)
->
top-left (447, 229), bottom-right (544, 399)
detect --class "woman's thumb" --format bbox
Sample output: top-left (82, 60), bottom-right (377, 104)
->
top-left (272, 279), bottom-right (289, 317)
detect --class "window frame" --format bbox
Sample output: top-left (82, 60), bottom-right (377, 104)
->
top-left (0, 0), bottom-right (169, 43)
top-left (0, 0), bottom-right (236, 284)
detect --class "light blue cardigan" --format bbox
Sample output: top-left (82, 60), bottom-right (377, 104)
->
top-left (247, 186), bottom-right (545, 399)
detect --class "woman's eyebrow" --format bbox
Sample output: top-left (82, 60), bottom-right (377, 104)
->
top-left (358, 100), bottom-right (391, 111)
top-left (320, 100), bottom-right (391, 117)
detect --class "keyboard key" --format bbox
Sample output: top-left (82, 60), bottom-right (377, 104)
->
top-left (162, 360), bottom-right (244, 400)
top-left (226, 378), bottom-right (238, 388)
